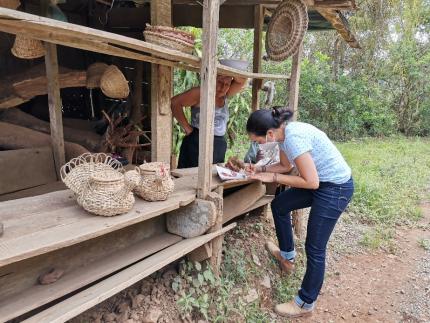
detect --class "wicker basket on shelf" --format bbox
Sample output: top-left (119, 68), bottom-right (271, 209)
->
top-left (86, 62), bottom-right (108, 89)
top-left (265, 0), bottom-right (308, 61)
top-left (100, 65), bottom-right (130, 99)
top-left (11, 35), bottom-right (45, 59)
top-left (133, 162), bottom-right (175, 202)
top-left (144, 24), bottom-right (195, 55)
top-left (0, 0), bottom-right (20, 9)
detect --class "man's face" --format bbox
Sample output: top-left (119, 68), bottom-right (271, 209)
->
top-left (216, 76), bottom-right (233, 97)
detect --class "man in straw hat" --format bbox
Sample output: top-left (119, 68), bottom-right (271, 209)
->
top-left (171, 59), bottom-right (248, 168)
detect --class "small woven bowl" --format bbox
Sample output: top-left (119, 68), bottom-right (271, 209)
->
top-left (100, 65), bottom-right (130, 99)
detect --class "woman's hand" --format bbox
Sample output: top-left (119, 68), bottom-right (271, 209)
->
top-left (249, 172), bottom-right (276, 183)
top-left (184, 124), bottom-right (194, 136)
top-left (245, 163), bottom-right (262, 174)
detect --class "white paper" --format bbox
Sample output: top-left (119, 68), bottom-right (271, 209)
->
top-left (216, 165), bottom-right (247, 181)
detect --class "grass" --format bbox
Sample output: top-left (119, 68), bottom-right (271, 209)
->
top-left (418, 238), bottom-right (430, 251)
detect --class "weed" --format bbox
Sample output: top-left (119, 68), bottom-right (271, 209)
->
top-left (418, 238), bottom-right (430, 251)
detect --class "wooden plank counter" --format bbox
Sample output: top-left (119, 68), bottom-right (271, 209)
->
top-left (0, 176), bottom-right (197, 267)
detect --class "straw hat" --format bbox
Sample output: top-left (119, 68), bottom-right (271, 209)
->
top-left (86, 62), bottom-right (109, 89)
top-left (100, 65), bottom-right (130, 99)
top-left (265, 0), bottom-right (308, 61)
top-left (11, 34), bottom-right (45, 59)
top-left (0, 0), bottom-right (20, 9)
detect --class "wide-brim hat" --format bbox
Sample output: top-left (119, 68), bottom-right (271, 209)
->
top-left (265, 0), bottom-right (308, 61)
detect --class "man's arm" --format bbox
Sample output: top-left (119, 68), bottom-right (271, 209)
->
top-left (226, 77), bottom-right (248, 97)
top-left (171, 87), bottom-right (200, 135)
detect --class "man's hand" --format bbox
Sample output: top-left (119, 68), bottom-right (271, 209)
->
top-left (226, 156), bottom-right (244, 172)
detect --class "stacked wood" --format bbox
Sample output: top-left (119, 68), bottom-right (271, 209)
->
top-left (0, 121), bottom-right (88, 161)
top-left (0, 64), bottom-right (86, 109)
top-left (0, 109), bottom-right (102, 151)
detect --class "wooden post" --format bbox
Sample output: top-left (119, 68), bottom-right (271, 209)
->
top-left (197, 0), bottom-right (220, 199)
top-left (150, 0), bottom-right (173, 164)
top-left (251, 4), bottom-right (263, 112)
top-left (208, 186), bottom-right (223, 276)
top-left (44, 42), bottom-right (65, 178)
top-left (288, 44), bottom-right (304, 239)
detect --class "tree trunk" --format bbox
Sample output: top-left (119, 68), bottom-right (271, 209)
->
top-left (0, 121), bottom-right (88, 161)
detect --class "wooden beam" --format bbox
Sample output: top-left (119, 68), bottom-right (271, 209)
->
top-left (150, 0), bottom-right (173, 164)
top-left (251, 4), bottom-right (264, 111)
top-left (197, 0), bottom-right (220, 199)
top-left (208, 187), bottom-right (223, 276)
top-left (288, 44), bottom-right (303, 117)
top-left (44, 42), bottom-right (65, 177)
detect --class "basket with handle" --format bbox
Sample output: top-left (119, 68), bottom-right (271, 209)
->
top-left (11, 34), bottom-right (45, 59)
top-left (134, 162), bottom-right (175, 202)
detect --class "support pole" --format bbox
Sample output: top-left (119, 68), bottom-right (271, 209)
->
top-left (151, 0), bottom-right (173, 164)
top-left (197, 0), bottom-right (220, 199)
top-left (44, 42), bottom-right (65, 178)
top-left (251, 4), bottom-right (264, 112)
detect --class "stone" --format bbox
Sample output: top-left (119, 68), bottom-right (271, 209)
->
top-left (132, 294), bottom-right (145, 309)
top-left (143, 307), bottom-right (162, 323)
top-left (117, 302), bottom-right (130, 314)
top-left (352, 312), bottom-right (357, 317)
top-left (260, 275), bottom-right (271, 289)
top-left (103, 313), bottom-right (117, 322)
top-left (252, 254), bottom-right (261, 266)
top-left (244, 288), bottom-right (259, 303)
top-left (166, 199), bottom-right (217, 238)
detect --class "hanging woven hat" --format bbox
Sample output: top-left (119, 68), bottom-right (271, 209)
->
top-left (86, 62), bottom-right (109, 89)
top-left (265, 0), bottom-right (308, 61)
top-left (11, 34), bottom-right (45, 59)
top-left (0, 0), bottom-right (20, 9)
top-left (100, 65), bottom-right (130, 99)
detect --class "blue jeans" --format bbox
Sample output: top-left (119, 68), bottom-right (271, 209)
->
top-left (271, 178), bottom-right (354, 304)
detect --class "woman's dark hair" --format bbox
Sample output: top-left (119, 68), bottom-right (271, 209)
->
top-left (246, 106), bottom-right (294, 136)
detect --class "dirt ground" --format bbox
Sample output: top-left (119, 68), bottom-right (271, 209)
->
top-left (72, 198), bottom-right (430, 323)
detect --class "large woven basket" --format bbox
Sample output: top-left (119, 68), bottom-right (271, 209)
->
top-left (0, 0), bottom-right (20, 9)
top-left (100, 65), bottom-right (130, 99)
top-left (134, 162), bottom-right (175, 202)
top-left (60, 153), bottom-right (123, 196)
top-left (77, 169), bottom-right (138, 217)
top-left (86, 62), bottom-right (108, 89)
top-left (11, 35), bottom-right (45, 59)
top-left (265, 0), bottom-right (308, 61)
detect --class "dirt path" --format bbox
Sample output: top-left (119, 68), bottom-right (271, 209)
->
top-left (297, 201), bottom-right (430, 323)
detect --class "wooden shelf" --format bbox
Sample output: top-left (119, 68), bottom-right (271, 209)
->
top-left (0, 176), bottom-right (197, 267)
top-left (0, 233), bottom-right (182, 322)
top-left (22, 223), bottom-right (236, 323)
top-left (0, 8), bottom-right (288, 80)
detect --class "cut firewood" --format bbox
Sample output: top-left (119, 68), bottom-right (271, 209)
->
top-left (0, 109), bottom-right (102, 151)
top-left (0, 64), bottom-right (86, 109)
top-left (0, 121), bottom-right (88, 161)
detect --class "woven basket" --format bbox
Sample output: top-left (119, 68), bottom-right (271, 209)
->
top-left (77, 169), bottom-right (138, 216)
top-left (60, 153), bottom-right (123, 196)
top-left (86, 62), bottom-right (108, 89)
top-left (0, 0), bottom-right (20, 9)
top-left (265, 0), bottom-right (308, 61)
top-left (11, 35), bottom-right (45, 59)
top-left (144, 31), bottom-right (194, 55)
top-left (145, 24), bottom-right (195, 45)
top-left (134, 162), bottom-right (175, 202)
top-left (100, 65), bottom-right (129, 99)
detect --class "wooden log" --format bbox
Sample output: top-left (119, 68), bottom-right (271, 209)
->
top-left (208, 187), bottom-right (224, 275)
top-left (0, 109), bottom-right (102, 151)
top-left (0, 64), bottom-right (86, 109)
top-left (0, 121), bottom-right (88, 161)
top-left (251, 4), bottom-right (263, 112)
top-left (197, 0), bottom-right (220, 199)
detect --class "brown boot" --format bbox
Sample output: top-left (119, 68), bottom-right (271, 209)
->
top-left (275, 299), bottom-right (314, 318)
top-left (265, 240), bottom-right (295, 275)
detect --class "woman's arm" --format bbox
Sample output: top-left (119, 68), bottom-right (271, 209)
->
top-left (226, 77), bottom-right (248, 97)
top-left (249, 152), bottom-right (319, 189)
top-left (171, 87), bottom-right (200, 135)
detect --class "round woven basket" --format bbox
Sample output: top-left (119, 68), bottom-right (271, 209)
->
top-left (100, 65), bottom-right (129, 99)
top-left (60, 153), bottom-right (123, 196)
top-left (265, 0), bottom-right (308, 61)
top-left (0, 0), bottom-right (20, 9)
top-left (134, 162), bottom-right (175, 202)
top-left (86, 62), bottom-right (108, 89)
top-left (144, 31), bottom-right (194, 55)
top-left (11, 35), bottom-right (45, 59)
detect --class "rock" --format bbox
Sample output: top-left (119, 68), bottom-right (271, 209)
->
top-left (141, 280), bottom-right (153, 295)
top-left (117, 302), bottom-right (130, 314)
top-left (244, 288), bottom-right (258, 303)
top-left (103, 313), bottom-right (117, 322)
top-left (324, 309), bottom-right (329, 312)
top-left (131, 312), bottom-right (140, 320)
top-left (132, 294), bottom-right (145, 309)
top-left (368, 310), bottom-right (372, 315)
top-left (38, 268), bottom-right (65, 285)
top-left (352, 312), bottom-right (357, 317)
top-left (117, 310), bottom-right (130, 323)
top-left (400, 290), bottom-right (405, 294)
top-left (341, 315), bottom-right (346, 320)
top-left (143, 307), bottom-right (162, 323)
top-left (162, 268), bottom-right (177, 280)
top-left (252, 254), bottom-right (261, 266)
top-left (166, 199), bottom-right (217, 238)
top-left (260, 275), bottom-right (271, 289)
